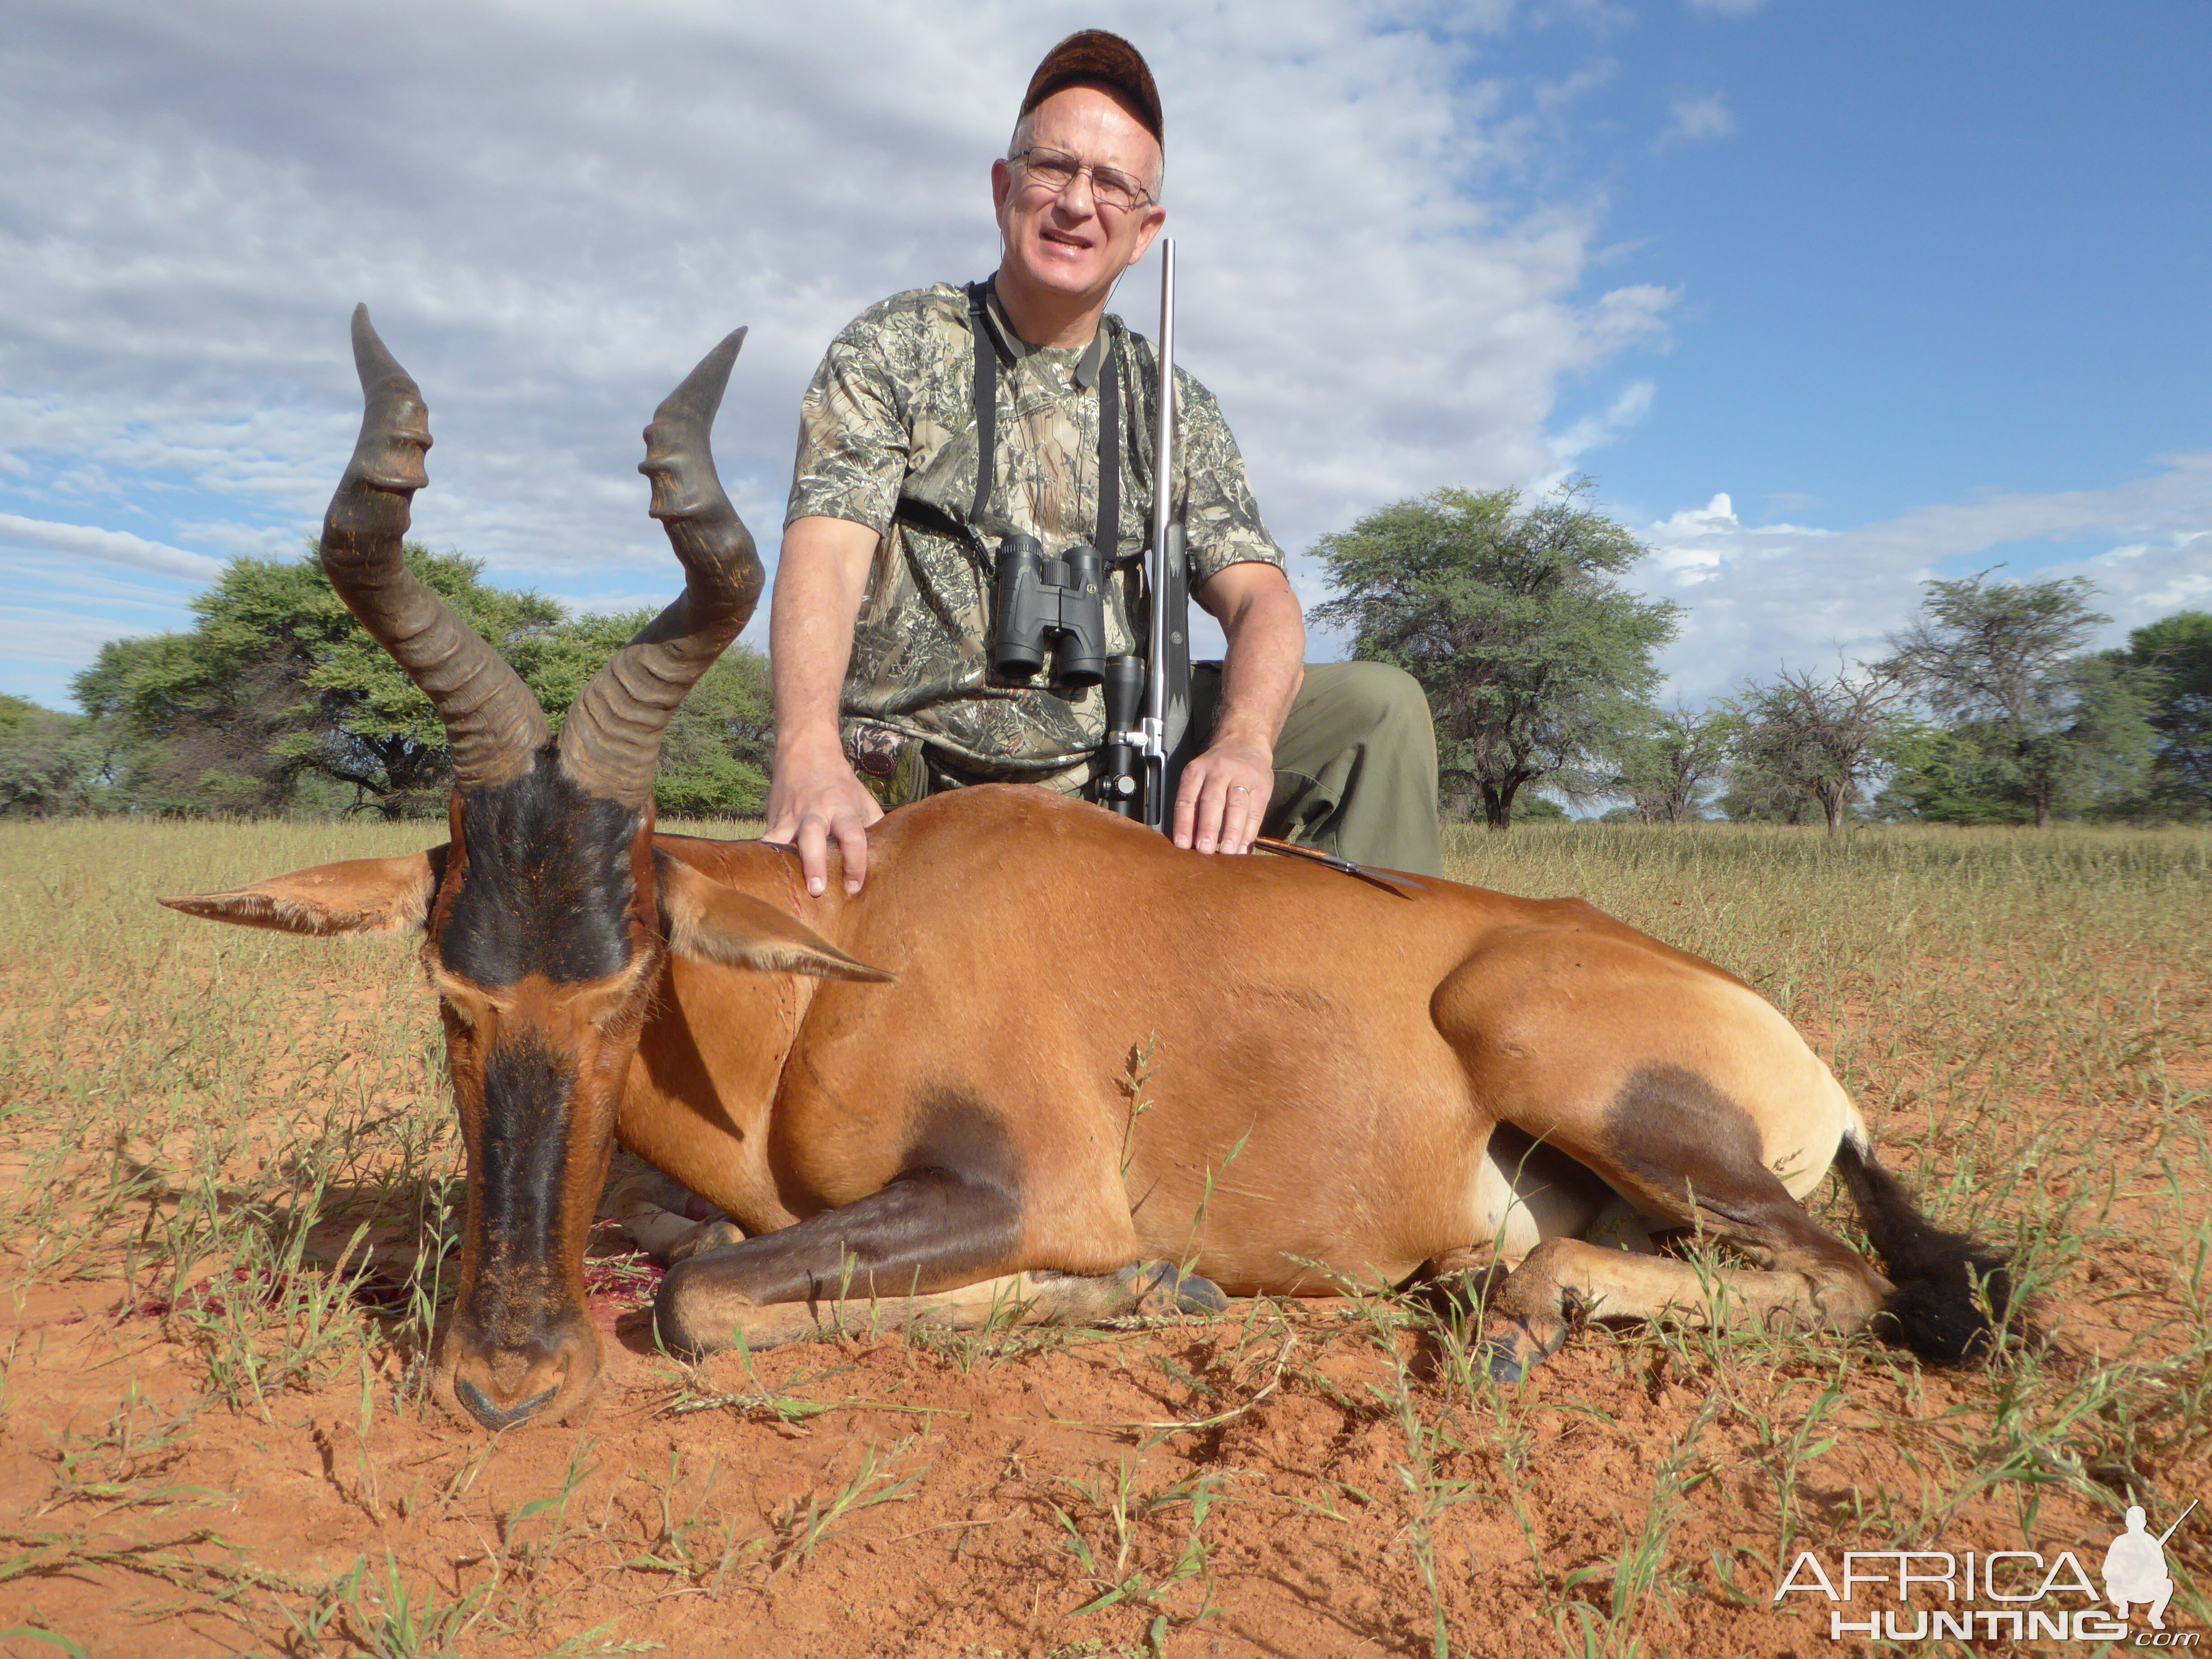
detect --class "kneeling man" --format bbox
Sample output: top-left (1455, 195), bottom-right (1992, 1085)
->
top-left (764, 29), bottom-right (1442, 895)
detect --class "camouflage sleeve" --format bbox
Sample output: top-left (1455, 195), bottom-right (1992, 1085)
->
top-left (1173, 370), bottom-right (1285, 588)
top-left (785, 322), bottom-right (911, 534)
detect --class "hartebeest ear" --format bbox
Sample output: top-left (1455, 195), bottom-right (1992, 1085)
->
top-left (159, 848), bottom-right (446, 938)
top-left (657, 857), bottom-right (893, 982)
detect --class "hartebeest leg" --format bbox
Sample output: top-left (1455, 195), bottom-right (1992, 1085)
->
top-left (651, 1173), bottom-right (1225, 1355)
top-left (1475, 1095), bottom-right (1890, 1382)
top-left (1480, 1234), bottom-right (1889, 1382)
top-left (601, 1155), bottom-right (742, 1262)
top-left (1431, 922), bottom-right (1890, 1379)
top-left (661, 1261), bottom-right (1225, 1351)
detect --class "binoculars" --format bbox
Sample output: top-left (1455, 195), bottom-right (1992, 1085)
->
top-left (989, 534), bottom-right (1109, 687)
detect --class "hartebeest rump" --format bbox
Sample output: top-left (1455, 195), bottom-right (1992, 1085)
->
top-left (163, 313), bottom-right (2010, 1432)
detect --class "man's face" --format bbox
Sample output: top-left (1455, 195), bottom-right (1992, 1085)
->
top-left (992, 84), bottom-right (1166, 305)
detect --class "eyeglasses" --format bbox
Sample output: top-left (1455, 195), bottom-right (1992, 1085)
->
top-left (1008, 146), bottom-right (1155, 215)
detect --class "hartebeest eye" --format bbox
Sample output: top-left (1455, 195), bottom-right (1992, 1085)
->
top-left (426, 961), bottom-right (497, 1031)
top-left (572, 956), bottom-right (657, 1033)
top-left (425, 959), bottom-right (649, 1040)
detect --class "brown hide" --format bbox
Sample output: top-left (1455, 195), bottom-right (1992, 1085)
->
top-left (161, 308), bottom-right (2007, 1422)
top-left (619, 786), bottom-right (1854, 1299)
top-left (168, 775), bottom-right (1994, 1422)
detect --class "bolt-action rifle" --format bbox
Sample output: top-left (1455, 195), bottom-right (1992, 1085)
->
top-left (1100, 238), bottom-right (1193, 830)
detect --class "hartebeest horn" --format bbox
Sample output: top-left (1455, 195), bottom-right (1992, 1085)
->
top-left (321, 305), bottom-right (551, 789)
top-left (555, 328), bottom-right (762, 808)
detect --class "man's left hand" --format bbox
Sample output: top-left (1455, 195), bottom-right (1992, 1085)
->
top-left (1173, 732), bottom-right (1274, 856)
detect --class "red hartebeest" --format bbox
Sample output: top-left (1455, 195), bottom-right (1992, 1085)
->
top-left (163, 313), bottom-right (2010, 1431)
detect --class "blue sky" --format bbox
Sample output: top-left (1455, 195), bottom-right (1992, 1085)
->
top-left (3, 0), bottom-right (2207, 711)
top-left (1539, 3), bottom-right (2211, 529)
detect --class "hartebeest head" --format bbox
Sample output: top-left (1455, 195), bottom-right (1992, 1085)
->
top-left (163, 310), bottom-right (885, 1429)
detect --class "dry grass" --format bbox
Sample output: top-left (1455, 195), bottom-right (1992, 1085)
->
top-left (0, 815), bottom-right (2206, 1657)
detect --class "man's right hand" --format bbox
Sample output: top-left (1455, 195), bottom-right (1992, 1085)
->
top-left (763, 514), bottom-right (885, 897)
top-left (762, 736), bottom-right (882, 898)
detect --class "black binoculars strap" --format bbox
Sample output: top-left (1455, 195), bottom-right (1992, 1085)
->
top-left (966, 282), bottom-right (997, 530)
top-left (959, 280), bottom-right (1132, 566)
top-left (1094, 332), bottom-right (1122, 561)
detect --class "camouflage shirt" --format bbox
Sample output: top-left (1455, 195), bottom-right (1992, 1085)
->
top-left (786, 281), bottom-right (1284, 786)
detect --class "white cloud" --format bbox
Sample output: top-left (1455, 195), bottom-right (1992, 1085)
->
top-left (168, 520), bottom-right (307, 558)
top-left (0, 512), bottom-right (224, 580)
top-left (0, 0), bottom-right (1670, 694)
top-left (1635, 456), bottom-right (2212, 697)
top-left (2052, 530), bottom-right (2212, 619)
top-left (0, 607), bottom-right (162, 667)
top-left (1546, 379), bottom-right (1656, 474)
top-left (1658, 93), bottom-right (1736, 149)
top-left (569, 589), bottom-right (702, 619)
top-left (0, 555), bottom-right (206, 615)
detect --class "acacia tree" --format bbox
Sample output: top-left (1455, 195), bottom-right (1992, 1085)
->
top-left (2123, 609), bottom-right (2212, 815)
top-left (0, 695), bottom-right (110, 817)
top-left (75, 546), bottom-right (565, 816)
top-left (1879, 573), bottom-right (2154, 826)
top-left (1311, 481), bottom-right (1678, 829)
top-left (1610, 702), bottom-right (1732, 824)
top-left (74, 546), bottom-right (773, 818)
top-left (1728, 665), bottom-right (1904, 838)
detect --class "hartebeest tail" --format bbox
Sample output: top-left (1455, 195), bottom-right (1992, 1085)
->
top-left (1833, 1136), bottom-right (2015, 1363)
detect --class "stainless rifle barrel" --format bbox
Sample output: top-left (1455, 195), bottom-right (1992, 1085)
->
top-left (2156, 1499), bottom-right (2199, 1546)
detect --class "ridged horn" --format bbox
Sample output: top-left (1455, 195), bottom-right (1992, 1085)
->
top-left (555, 328), bottom-right (762, 808)
top-left (321, 305), bottom-right (551, 790)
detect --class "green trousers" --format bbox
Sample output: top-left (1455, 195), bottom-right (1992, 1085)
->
top-left (1190, 660), bottom-right (1444, 877)
top-left (861, 660), bottom-right (1444, 879)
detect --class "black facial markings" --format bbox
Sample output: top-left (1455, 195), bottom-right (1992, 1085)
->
top-left (654, 1094), bottom-right (1024, 1351)
top-left (440, 749), bottom-right (642, 987)
top-left (467, 1026), bottom-right (578, 1338)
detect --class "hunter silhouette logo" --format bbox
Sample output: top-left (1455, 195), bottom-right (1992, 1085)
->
top-left (2106, 1501), bottom-right (2194, 1631)
top-left (1774, 1499), bottom-right (2200, 1643)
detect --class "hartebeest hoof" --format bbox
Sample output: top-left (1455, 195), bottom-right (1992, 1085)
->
top-left (1115, 1261), bottom-right (1229, 1318)
top-left (1480, 1317), bottom-right (1568, 1385)
top-left (667, 1218), bottom-right (745, 1264)
top-left (602, 1158), bottom-right (746, 1265)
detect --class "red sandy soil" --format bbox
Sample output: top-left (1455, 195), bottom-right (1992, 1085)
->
top-left (0, 965), bottom-right (2204, 1656)
top-left (2, 1235), bottom-right (2198, 1658)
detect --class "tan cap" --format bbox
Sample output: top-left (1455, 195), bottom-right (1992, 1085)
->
top-left (1021, 30), bottom-right (1162, 147)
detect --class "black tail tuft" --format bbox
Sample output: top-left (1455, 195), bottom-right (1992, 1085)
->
top-left (1833, 1136), bottom-right (2013, 1364)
